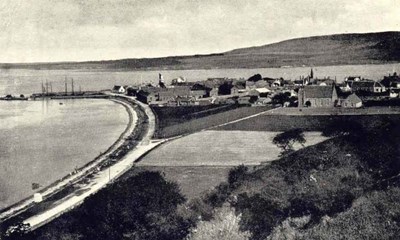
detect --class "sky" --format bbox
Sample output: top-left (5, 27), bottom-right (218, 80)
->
top-left (0, 0), bottom-right (399, 63)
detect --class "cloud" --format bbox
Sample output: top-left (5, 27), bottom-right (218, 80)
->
top-left (0, 0), bottom-right (399, 62)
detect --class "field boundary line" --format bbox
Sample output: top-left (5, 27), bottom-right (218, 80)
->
top-left (207, 107), bottom-right (281, 130)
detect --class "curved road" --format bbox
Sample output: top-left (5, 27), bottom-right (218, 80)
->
top-left (5, 95), bottom-right (161, 231)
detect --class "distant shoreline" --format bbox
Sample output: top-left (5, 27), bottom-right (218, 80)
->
top-left (1, 61), bottom-right (400, 72)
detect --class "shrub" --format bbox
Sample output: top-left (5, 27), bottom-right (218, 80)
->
top-left (228, 165), bottom-right (249, 188)
top-left (188, 205), bottom-right (251, 240)
top-left (30, 171), bottom-right (191, 240)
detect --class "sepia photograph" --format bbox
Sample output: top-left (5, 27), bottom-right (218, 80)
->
top-left (0, 0), bottom-right (399, 239)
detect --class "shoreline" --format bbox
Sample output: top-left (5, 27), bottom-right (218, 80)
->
top-left (0, 96), bottom-right (138, 222)
top-left (18, 94), bottom-right (159, 230)
top-left (1, 62), bottom-right (399, 73)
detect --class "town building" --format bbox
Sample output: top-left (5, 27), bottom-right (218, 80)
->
top-left (312, 78), bottom-right (336, 86)
top-left (171, 76), bottom-right (187, 85)
top-left (389, 89), bottom-right (400, 98)
top-left (136, 86), bottom-right (191, 104)
top-left (298, 85), bottom-right (338, 108)
top-left (380, 72), bottom-right (400, 89)
top-left (190, 84), bottom-right (208, 99)
top-left (350, 81), bottom-right (386, 93)
top-left (339, 93), bottom-right (363, 108)
top-left (112, 85), bottom-right (126, 94)
top-left (293, 79), bottom-right (307, 86)
top-left (218, 81), bottom-right (246, 95)
top-left (345, 76), bottom-right (362, 82)
top-left (337, 82), bottom-right (352, 92)
top-left (136, 88), bottom-right (159, 104)
top-left (245, 79), bottom-right (270, 89)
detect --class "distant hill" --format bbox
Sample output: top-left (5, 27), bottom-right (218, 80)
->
top-left (1, 31), bottom-right (400, 70)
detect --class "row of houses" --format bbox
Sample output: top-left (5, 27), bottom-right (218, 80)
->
top-left (246, 70), bottom-right (388, 95)
top-left (113, 71), bottom-right (399, 108)
top-left (128, 75), bottom-right (258, 106)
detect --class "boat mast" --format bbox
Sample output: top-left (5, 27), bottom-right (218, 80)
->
top-left (41, 81), bottom-right (45, 95)
top-left (45, 79), bottom-right (49, 95)
top-left (64, 76), bottom-right (68, 95)
top-left (71, 78), bottom-right (74, 95)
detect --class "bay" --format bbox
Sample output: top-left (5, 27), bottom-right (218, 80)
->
top-left (0, 99), bottom-right (129, 210)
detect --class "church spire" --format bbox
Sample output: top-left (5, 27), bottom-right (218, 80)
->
top-left (310, 68), bottom-right (314, 79)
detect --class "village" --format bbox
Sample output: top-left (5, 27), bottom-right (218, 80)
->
top-left (111, 70), bottom-right (400, 109)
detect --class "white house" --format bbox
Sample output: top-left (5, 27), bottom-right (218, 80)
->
top-left (112, 85), bottom-right (126, 93)
top-left (340, 93), bottom-right (363, 108)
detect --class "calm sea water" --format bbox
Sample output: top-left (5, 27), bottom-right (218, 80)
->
top-left (0, 99), bottom-right (129, 210)
top-left (1, 63), bottom-right (399, 95)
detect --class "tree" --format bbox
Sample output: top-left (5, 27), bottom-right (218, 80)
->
top-left (272, 92), bottom-right (290, 106)
top-left (248, 74), bottom-right (262, 82)
top-left (228, 165), bottom-right (248, 188)
top-left (273, 129), bottom-right (306, 155)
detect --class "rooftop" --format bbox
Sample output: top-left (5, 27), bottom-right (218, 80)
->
top-left (303, 85), bottom-right (335, 99)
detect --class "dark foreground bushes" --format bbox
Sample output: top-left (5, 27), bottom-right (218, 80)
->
top-left (20, 171), bottom-right (191, 240)
top-left (202, 122), bottom-right (400, 240)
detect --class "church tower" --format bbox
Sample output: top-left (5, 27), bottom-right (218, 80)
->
top-left (158, 73), bottom-right (166, 88)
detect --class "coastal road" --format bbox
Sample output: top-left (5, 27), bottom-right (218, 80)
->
top-left (17, 95), bottom-right (161, 231)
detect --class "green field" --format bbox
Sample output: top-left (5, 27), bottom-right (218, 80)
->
top-left (154, 106), bottom-right (272, 138)
top-left (139, 130), bottom-right (327, 166)
top-left (136, 166), bottom-right (231, 200)
top-left (138, 130), bottom-right (327, 200)
top-left (215, 112), bottom-right (400, 132)
top-left (151, 105), bottom-right (238, 133)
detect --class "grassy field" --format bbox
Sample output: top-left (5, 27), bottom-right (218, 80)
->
top-left (138, 130), bottom-right (327, 166)
top-left (135, 166), bottom-right (231, 200)
top-left (137, 130), bottom-right (327, 200)
top-left (215, 112), bottom-right (400, 132)
top-left (269, 106), bottom-right (400, 115)
top-left (154, 106), bottom-right (272, 138)
top-left (151, 104), bottom-right (238, 130)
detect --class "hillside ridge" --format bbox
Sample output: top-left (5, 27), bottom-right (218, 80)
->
top-left (1, 31), bottom-right (399, 70)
